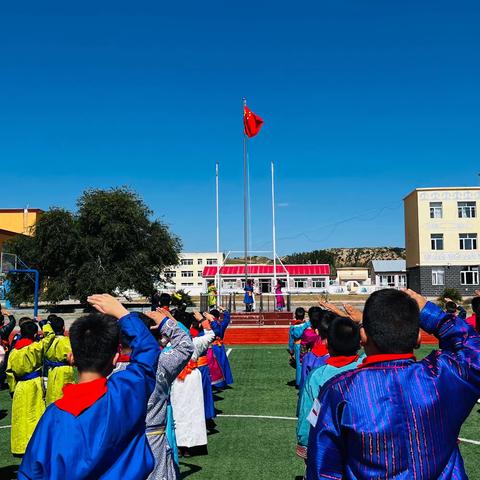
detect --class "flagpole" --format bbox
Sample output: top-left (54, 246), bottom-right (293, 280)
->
top-left (271, 161), bottom-right (277, 291)
top-left (215, 161), bottom-right (221, 303)
top-left (243, 97), bottom-right (249, 286)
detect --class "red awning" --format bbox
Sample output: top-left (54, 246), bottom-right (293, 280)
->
top-left (202, 264), bottom-right (330, 278)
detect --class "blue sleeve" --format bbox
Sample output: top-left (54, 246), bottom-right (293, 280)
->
top-left (297, 370), bottom-right (318, 447)
top-left (218, 311), bottom-right (231, 337)
top-left (291, 322), bottom-right (310, 341)
top-left (306, 386), bottom-right (344, 479)
top-left (457, 306), bottom-right (467, 320)
top-left (421, 301), bottom-right (480, 392)
top-left (107, 312), bottom-right (160, 428)
top-left (211, 321), bottom-right (222, 337)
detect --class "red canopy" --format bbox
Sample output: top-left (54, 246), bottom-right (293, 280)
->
top-left (202, 264), bottom-right (330, 277)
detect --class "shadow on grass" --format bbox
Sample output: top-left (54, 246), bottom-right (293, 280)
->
top-left (0, 464), bottom-right (19, 480)
top-left (0, 409), bottom-right (8, 420)
top-left (180, 461), bottom-right (202, 479)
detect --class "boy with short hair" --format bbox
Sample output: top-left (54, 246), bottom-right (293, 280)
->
top-left (288, 307), bottom-right (309, 387)
top-left (19, 294), bottom-right (162, 479)
top-left (44, 315), bottom-right (76, 405)
top-left (307, 289), bottom-right (480, 479)
top-left (296, 316), bottom-right (363, 458)
top-left (7, 319), bottom-right (56, 456)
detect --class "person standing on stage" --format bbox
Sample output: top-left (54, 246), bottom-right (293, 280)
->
top-left (244, 280), bottom-right (254, 312)
top-left (275, 280), bottom-right (285, 312)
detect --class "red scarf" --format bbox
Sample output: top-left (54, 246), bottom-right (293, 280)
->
top-left (358, 353), bottom-right (416, 369)
top-left (311, 341), bottom-right (328, 357)
top-left (56, 377), bottom-right (108, 416)
top-left (116, 354), bottom-right (131, 363)
top-left (326, 355), bottom-right (359, 368)
top-left (190, 327), bottom-right (200, 338)
top-left (14, 338), bottom-right (33, 350)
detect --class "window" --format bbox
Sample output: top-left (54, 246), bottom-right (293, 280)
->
top-left (432, 268), bottom-right (445, 286)
top-left (180, 258), bottom-right (193, 265)
top-left (380, 275), bottom-right (395, 287)
top-left (206, 258), bottom-right (217, 265)
top-left (223, 279), bottom-right (237, 289)
top-left (294, 278), bottom-right (307, 288)
top-left (431, 234), bottom-right (444, 250)
top-left (461, 266), bottom-right (479, 285)
top-left (398, 275), bottom-right (407, 287)
top-left (429, 202), bottom-right (443, 219)
top-left (459, 233), bottom-right (477, 250)
top-left (164, 271), bottom-right (175, 278)
top-left (458, 201), bottom-right (476, 218)
top-left (197, 259), bottom-right (203, 265)
top-left (197, 271), bottom-right (203, 277)
top-left (181, 271), bottom-right (193, 277)
top-left (197, 282), bottom-right (203, 286)
top-left (312, 278), bottom-right (326, 288)
top-left (181, 282), bottom-right (194, 287)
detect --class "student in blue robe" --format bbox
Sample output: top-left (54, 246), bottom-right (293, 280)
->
top-left (307, 289), bottom-right (480, 480)
top-left (288, 308), bottom-right (310, 387)
top-left (18, 294), bottom-right (161, 480)
top-left (244, 280), bottom-right (254, 312)
top-left (299, 309), bottom-right (336, 389)
top-left (209, 308), bottom-right (233, 388)
top-left (296, 316), bottom-right (364, 459)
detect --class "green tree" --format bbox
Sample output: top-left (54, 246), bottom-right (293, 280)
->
top-left (5, 187), bottom-right (181, 305)
top-left (283, 249), bottom-right (336, 267)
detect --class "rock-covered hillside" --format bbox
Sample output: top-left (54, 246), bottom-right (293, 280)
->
top-left (328, 247), bottom-right (405, 268)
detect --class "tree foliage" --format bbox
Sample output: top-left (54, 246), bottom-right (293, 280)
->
top-left (5, 187), bottom-right (181, 305)
top-left (283, 249), bottom-right (336, 267)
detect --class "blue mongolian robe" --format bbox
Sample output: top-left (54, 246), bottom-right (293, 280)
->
top-left (289, 321), bottom-right (310, 387)
top-left (18, 312), bottom-right (160, 480)
top-left (306, 302), bottom-right (480, 480)
top-left (211, 311), bottom-right (233, 388)
top-left (297, 354), bottom-right (364, 450)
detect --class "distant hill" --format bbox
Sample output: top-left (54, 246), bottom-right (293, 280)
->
top-left (328, 247), bottom-right (405, 268)
top-left (225, 248), bottom-right (406, 271)
top-left (283, 247), bottom-right (405, 272)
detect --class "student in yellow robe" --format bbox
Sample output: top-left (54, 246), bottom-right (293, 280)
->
top-left (7, 319), bottom-right (55, 456)
top-left (44, 315), bottom-right (76, 405)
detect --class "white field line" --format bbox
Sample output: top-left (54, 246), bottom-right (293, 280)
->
top-left (218, 414), bottom-right (297, 421)
top-left (215, 415), bottom-right (480, 446)
top-left (0, 419), bottom-right (478, 445)
top-left (459, 437), bottom-right (480, 446)
top-left (226, 348), bottom-right (232, 357)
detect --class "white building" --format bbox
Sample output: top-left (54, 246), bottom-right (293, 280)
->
top-left (163, 252), bottom-right (224, 295)
top-left (370, 259), bottom-right (407, 289)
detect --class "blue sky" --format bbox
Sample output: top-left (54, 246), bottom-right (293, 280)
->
top-left (1, 1), bottom-right (479, 255)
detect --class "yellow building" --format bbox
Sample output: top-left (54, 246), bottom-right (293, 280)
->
top-left (0, 209), bottom-right (43, 251)
top-left (404, 187), bottom-right (480, 296)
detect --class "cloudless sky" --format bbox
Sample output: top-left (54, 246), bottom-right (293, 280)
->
top-left (1, 1), bottom-right (479, 255)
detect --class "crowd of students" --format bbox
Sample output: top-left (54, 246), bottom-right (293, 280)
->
top-left (0, 292), bottom-right (233, 479)
top-left (289, 289), bottom-right (480, 479)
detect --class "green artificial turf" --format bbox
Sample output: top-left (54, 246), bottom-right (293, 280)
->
top-left (0, 345), bottom-right (478, 479)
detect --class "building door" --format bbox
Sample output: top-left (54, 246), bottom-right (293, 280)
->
top-left (259, 279), bottom-right (271, 293)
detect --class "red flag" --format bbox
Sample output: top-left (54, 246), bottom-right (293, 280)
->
top-left (243, 105), bottom-right (264, 138)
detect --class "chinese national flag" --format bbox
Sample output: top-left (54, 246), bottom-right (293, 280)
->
top-left (243, 106), bottom-right (264, 137)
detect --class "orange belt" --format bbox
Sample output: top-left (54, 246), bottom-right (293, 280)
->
top-left (197, 356), bottom-right (208, 367)
top-left (213, 339), bottom-right (224, 347)
top-left (177, 360), bottom-right (198, 381)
